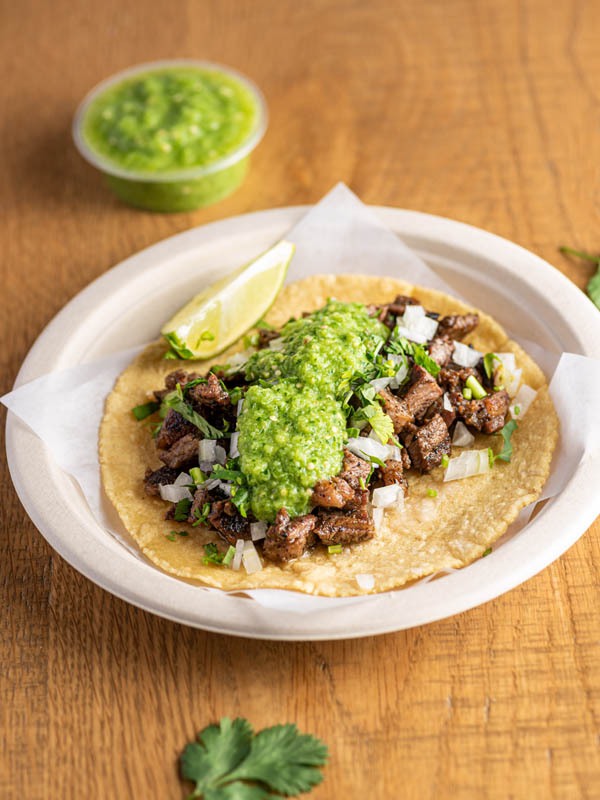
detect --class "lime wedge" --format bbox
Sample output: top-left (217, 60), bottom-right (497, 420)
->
top-left (161, 240), bottom-right (295, 360)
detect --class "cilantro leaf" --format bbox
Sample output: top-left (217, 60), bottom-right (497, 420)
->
top-left (492, 419), bottom-right (518, 463)
top-left (181, 717), bottom-right (253, 797)
top-left (174, 498), bottom-right (192, 522)
top-left (163, 331), bottom-right (197, 360)
top-left (368, 406), bottom-right (395, 445)
top-left (180, 718), bottom-right (328, 799)
top-left (163, 393), bottom-right (225, 439)
top-left (412, 344), bottom-right (440, 377)
top-left (225, 723), bottom-right (328, 795)
top-left (559, 246), bottom-right (600, 310)
top-left (131, 400), bottom-right (160, 421)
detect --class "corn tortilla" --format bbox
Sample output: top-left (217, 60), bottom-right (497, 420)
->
top-left (99, 274), bottom-right (558, 596)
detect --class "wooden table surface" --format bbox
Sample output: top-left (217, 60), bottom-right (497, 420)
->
top-left (2, 1), bottom-right (600, 797)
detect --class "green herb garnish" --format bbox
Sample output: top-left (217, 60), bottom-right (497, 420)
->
top-left (462, 387), bottom-right (473, 400)
top-left (172, 530), bottom-right (189, 537)
top-left (328, 544), bottom-right (342, 554)
top-left (192, 503), bottom-right (211, 527)
top-left (222, 545), bottom-right (236, 566)
top-left (427, 489), bottom-right (438, 497)
top-left (441, 454), bottom-right (449, 468)
top-left (256, 317), bottom-right (275, 330)
top-left (465, 374), bottom-right (487, 399)
top-left (163, 331), bottom-right (196, 360)
top-left (190, 467), bottom-right (207, 485)
top-left (180, 717), bottom-right (328, 799)
top-left (195, 331), bottom-right (215, 347)
top-left (163, 392), bottom-right (225, 439)
top-left (131, 400), bottom-right (160, 421)
top-left (203, 542), bottom-right (227, 566)
top-left (559, 246), bottom-right (600, 310)
top-left (482, 547), bottom-right (492, 557)
top-left (483, 353), bottom-right (500, 380)
top-left (491, 419), bottom-right (518, 463)
top-left (165, 533), bottom-right (177, 542)
top-left (173, 498), bottom-right (192, 522)
top-left (367, 405), bottom-right (395, 445)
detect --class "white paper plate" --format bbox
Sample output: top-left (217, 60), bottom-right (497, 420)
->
top-left (6, 206), bottom-right (600, 640)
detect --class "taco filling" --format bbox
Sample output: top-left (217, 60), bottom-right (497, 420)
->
top-left (139, 295), bottom-right (522, 566)
top-left (100, 274), bottom-right (558, 596)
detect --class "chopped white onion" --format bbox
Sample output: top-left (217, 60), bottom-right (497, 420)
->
top-left (452, 341), bottom-right (483, 368)
top-left (215, 445), bottom-right (227, 465)
top-left (504, 367), bottom-right (522, 397)
top-left (159, 484), bottom-right (193, 502)
top-left (371, 507), bottom-right (384, 531)
top-left (386, 444), bottom-right (402, 461)
top-left (229, 432), bottom-right (240, 458)
top-left (387, 354), bottom-right (405, 366)
top-left (236, 399), bottom-right (244, 416)
top-left (346, 436), bottom-right (389, 462)
top-left (242, 539), bottom-right (263, 574)
top-left (452, 421), bottom-right (475, 447)
top-left (390, 360), bottom-right (409, 390)
top-left (250, 521), bottom-right (267, 541)
top-left (231, 539), bottom-right (245, 571)
top-left (227, 349), bottom-right (254, 370)
top-left (444, 449), bottom-right (491, 482)
top-left (395, 323), bottom-right (428, 345)
top-left (198, 439), bottom-right (217, 462)
top-left (401, 304), bottom-right (438, 341)
top-left (203, 478), bottom-right (220, 490)
top-left (355, 573), bottom-right (375, 590)
top-left (491, 353), bottom-right (521, 396)
top-left (510, 383), bottom-right (537, 419)
top-left (402, 304), bottom-right (425, 325)
top-left (268, 337), bottom-right (285, 351)
top-left (218, 481), bottom-right (233, 497)
top-left (443, 393), bottom-right (453, 412)
top-left (174, 472), bottom-right (192, 486)
top-left (372, 484), bottom-right (402, 508)
top-left (370, 376), bottom-right (394, 392)
top-left (199, 460), bottom-right (214, 473)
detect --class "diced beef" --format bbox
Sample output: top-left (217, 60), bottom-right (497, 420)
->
top-left (379, 459), bottom-right (407, 495)
top-left (158, 432), bottom-right (201, 469)
top-left (143, 465), bottom-right (179, 496)
top-left (437, 313), bottom-right (479, 340)
top-left (405, 414), bottom-right (451, 473)
top-left (339, 449), bottom-right (372, 490)
top-left (368, 295), bottom-right (417, 328)
top-left (263, 509), bottom-right (317, 563)
top-left (404, 365), bottom-right (443, 421)
top-left (208, 499), bottom-right (251, 546)
top-left (314, 508), bottom-right (375, 546)
top-left (154, 408), bottom-right (196, 450)
top-left (257, 329), bottom-right (281, 348)
top-left (188, 372), bottom-right (230, 408)
top-left (153, 369), bottom-right (200, 401)
top-left (438, 365), bottom-right (476, 392)
top-left (452, 389), bottom-right (510, 434)
top-left (188, 486), bottom-right (210, 523)
top-left (379, 388), bottom-right (413, 433)
top-left (312, 476), bottom-right (359, 509)
top-left (428, 335), bottom-right (454, 367)
top-left (401, 447), bottom-right (412, 471)
top-left (425, 395), bottom-right (456, 428)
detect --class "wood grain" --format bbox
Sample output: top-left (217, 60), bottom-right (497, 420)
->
top-left (2, 0), bottom-right (600, 797)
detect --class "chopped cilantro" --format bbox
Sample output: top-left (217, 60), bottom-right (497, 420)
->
top-left (173, 498), bottom-right (192, 522)
top-left (345, 427), bottom-right (360, 440)
top-left (328, 544), bottom-right (342, 554)
top-left (203, 542), bottom-right (226, 565)
top-left (514, 405), bottom-right (521, 416)
top-left (165, 533), bottom-right (177, 542)
top-left (362, 452), bottom-right (385, 469)
top-left (131, 400), bottom-right (160, 421)
top-left (192, 503), bottom-right (211, 527)
top-left (163, 393), bottom-right (225, 439)
top-left (412, 344), bottom-right (441, 377)
top-left (172, 530), bottom-right (189, 537)
top-left (180, 717), bottom-right (328, 799)
top-left (359, 476), bottom-right (367, 491)
top-left (491, 419), bottom-right (518, 463)
top-left (163, 331), bottom-right (196, 360)
top-left (482, 547), bottom-right (493, 557)
top-left (229, 387), bottom-right (243, 405)
top-left (367, 405), bottom-right (395, 445)
top-left (196, 331), bottom-right (215, 347)
top-left (256, 317), bottom-right (275, 330)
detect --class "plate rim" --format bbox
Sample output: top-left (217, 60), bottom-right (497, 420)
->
top-left (6, 204), bottom-right (600, 640)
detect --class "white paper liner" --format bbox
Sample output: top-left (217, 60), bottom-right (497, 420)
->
top-left (3, 183), bottom-right (600, 614)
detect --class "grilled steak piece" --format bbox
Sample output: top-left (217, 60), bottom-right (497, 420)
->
top-left (425, 395), bottom-right (456, 428)
top-left (405, 413), bottom-right (451, 472)
top-left (263, 509), bottom-right (317, 562)
top-left (312, 476), bottom-right (361, 509)
top-left (452, 389), bottom-right (510, 434)
top-left (368, 295), bottom-right (418, 328)
top-left (438, 365), bottom-right (476, 392)
top-left (314, 508), bottom-right (375, 546)
top-left (154, 408), bottom-right (196, 450)
top-left (404, 365), bottom-right (443, 420)
top-left (437, 313), bottom-right (479, 340)
top-left (143, 465), bottom-right (179, 496)
top-left (379, 388), bottom-right (413, 433)
top-left (401, 447), bottom-right (412, 470)
top-left (208, 499), bottom-right (251, 545)
top-left (339, 449), bottom-right (372, 490)
top-left (380, 459), bottom-right (407, 495)
top-left (188, 372), bottom-right (230, 408)
top-left (257, 329), bottom-right (281, 348)
top-left (158, 432), bottom-right (201, 469)
top-left (428, 335), bottom-right (454, 367)
top-left (187, 486), bottom-right (210, 523)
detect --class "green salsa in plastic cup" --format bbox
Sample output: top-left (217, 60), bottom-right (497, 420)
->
top-left (72, 60), bottom-right (267, 212)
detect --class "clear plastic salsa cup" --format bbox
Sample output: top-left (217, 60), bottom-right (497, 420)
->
top-left (72, 59), bottom-right (268, 213)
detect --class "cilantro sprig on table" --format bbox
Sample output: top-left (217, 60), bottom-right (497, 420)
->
top-left (559, 246), bottom-right (600, 310)
top-left (180, 717), bottom-right (328, 799)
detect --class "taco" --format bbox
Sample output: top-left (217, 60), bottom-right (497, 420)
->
top-left (99, 274), bottom-right (558, 596)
